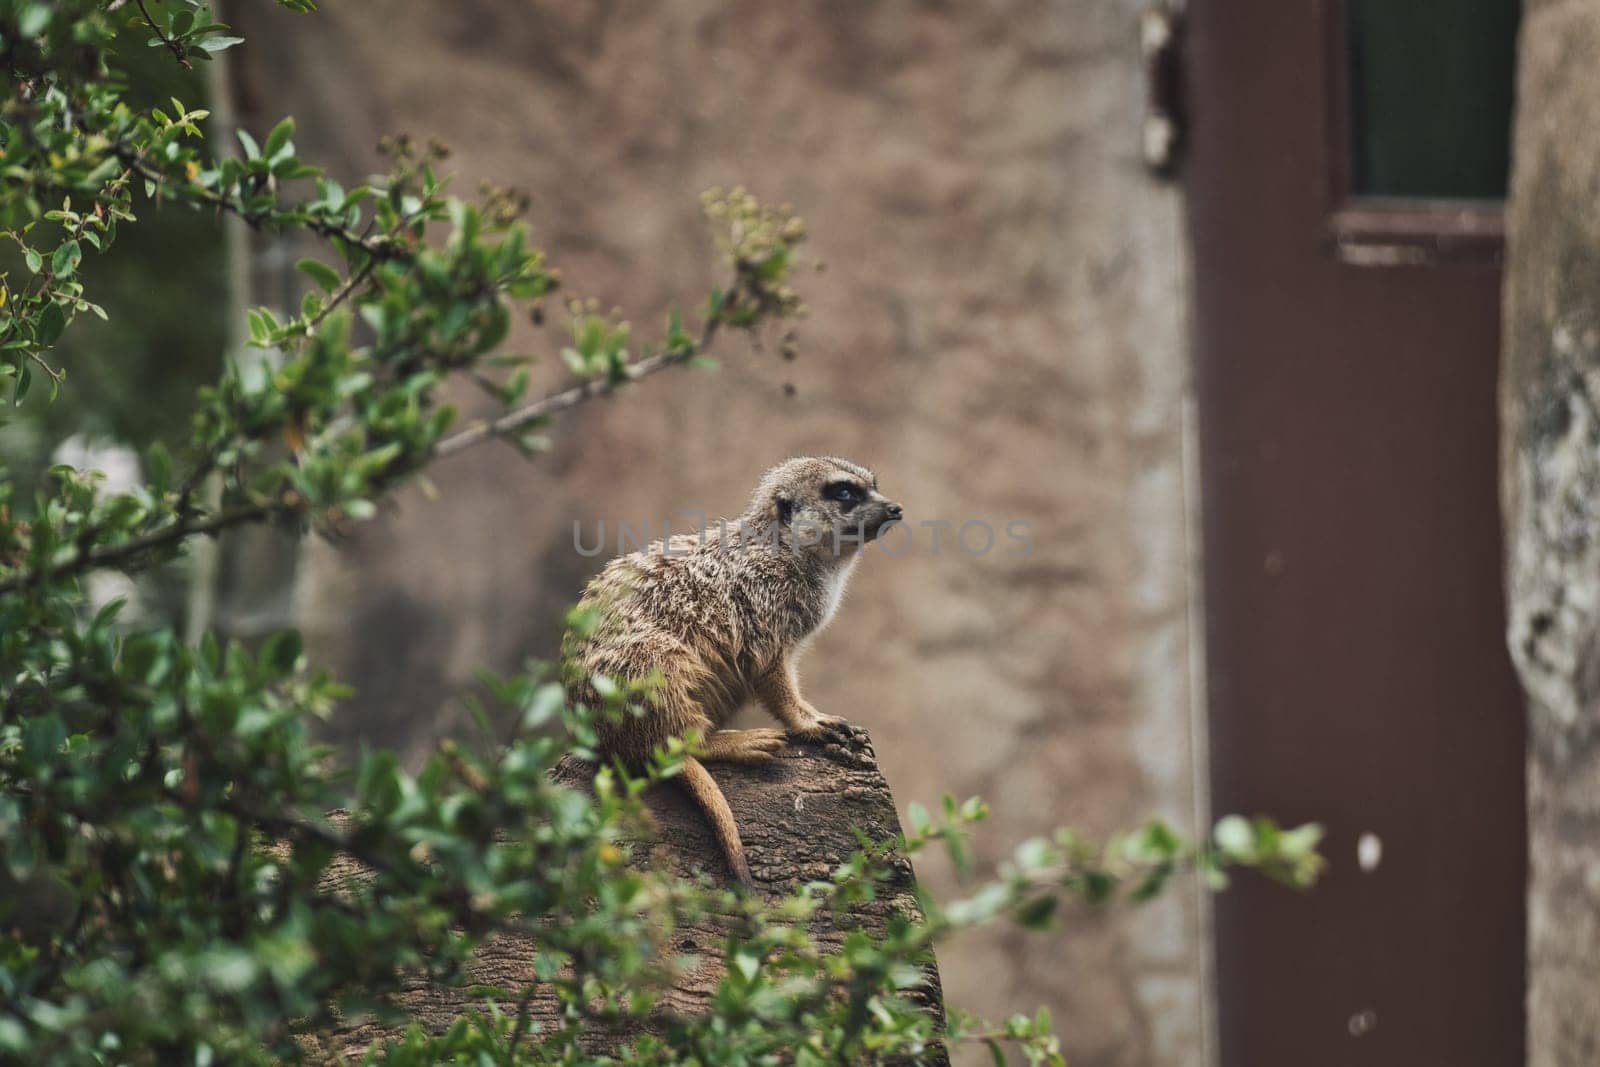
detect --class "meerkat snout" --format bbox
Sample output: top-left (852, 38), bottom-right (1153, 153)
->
top-left (864, 497), bottom-right (904, 539)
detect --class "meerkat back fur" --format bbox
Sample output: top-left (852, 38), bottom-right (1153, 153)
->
top-left (563, 456), bottom-right (903, 887)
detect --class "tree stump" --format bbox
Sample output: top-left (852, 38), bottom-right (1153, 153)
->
top-left (316, 725), bottom-right (945, 1059)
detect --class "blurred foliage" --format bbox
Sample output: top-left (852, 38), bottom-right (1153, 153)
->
top-left (0, 12), bottom-right (225, 495)
top-left (0, 2), bottom-right (1326, 1063)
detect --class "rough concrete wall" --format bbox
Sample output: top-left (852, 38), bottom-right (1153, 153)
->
top-left (232, 3), bottom-right (1202, 1063)
top-left (1502, 2), bottom-right (1600, 1063)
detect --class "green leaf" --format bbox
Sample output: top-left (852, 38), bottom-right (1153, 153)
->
top-left (260, 629), bottom-right (304, 676)
top-left (263, 116), bottom-right (296, 160)
top-left (1013, 893), bottom-right (1058, 929)
top-left (1213, 814), bottom-right (1254, 857)
top-left (0, 1015), bottom-right (28, 1054)
top-left (17, 4), bottom-right (49, 37)
top-left (36, 301), bottom-right (65, 345)
top-left (22, 714), bottom-right (65, 765)
top-left (1135, 867), bottom-right (1175, 903)
top-left (1277, 822), bottom-right (1324, 859)
top-left (522, 683), bottom-right (566, 730)
top-left (560, 347), bottom-right (589, 377)
top-left (295, 258), bottom-right (341, 293)
top-left (147, 441), bottom-right (173, 489)
top-left (732, 950), bottom-right (760, 984)
top-left (198, 947), bottom-right (257, 992)
top-left (1080, 869), bottom-right (1116, 904)
top-left (1137, 819), bottom-right (1180, 859)
top-left (356, 749), bottom-right (403, 815)
top-left (51, 240), bottom-right (81, 278)
top-left (473, 304), bottom-right (510, 355)
top-left (197, 35), bottom-right (245, 53)
top-left (1014, 837), bottom-right (1053, 874)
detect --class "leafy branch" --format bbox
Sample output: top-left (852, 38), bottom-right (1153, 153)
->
top-left (432, 283), bottom-right (733, 460)
top-left (0, 272), bottom-right (743, 596)
top-left (0, 66), bottom-right (807, 599)
top-left (133, 0), bottom-right (192, 68)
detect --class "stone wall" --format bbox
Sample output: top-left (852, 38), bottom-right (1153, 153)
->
top-left (231, 3), bottom-right (1204, 1063)
top-left (1501, 1), bottom-right (1600, 1062)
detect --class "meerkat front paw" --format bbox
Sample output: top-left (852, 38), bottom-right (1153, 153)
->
top-left (788, 712), bottom-right (850, 739)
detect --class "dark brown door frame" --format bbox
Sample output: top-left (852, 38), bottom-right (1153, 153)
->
top-left (1185, 2), bottom-right (1526, 1064)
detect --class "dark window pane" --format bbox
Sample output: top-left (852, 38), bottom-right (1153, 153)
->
top-left (1348, 0), bottom-right (1521, 200)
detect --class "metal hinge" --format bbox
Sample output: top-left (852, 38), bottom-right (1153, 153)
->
top-left (1141, 4), bottom-right (1186, 177)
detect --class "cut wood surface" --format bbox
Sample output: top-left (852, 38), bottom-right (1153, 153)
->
top-left (315, 724), bottom-right (944, 1059)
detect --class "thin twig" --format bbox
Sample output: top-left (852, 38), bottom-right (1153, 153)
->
top-left (25, 349), bottom-right (66, 385)
top-left (431, 291), bottom-right (731, 460)
top-left (117, 153), bottom-right (397, 260)
top-left (0, 502), bottom-right (271, 596)
top-left (305, 257), bottom-right (376, 332)
top-left (134, 0), bottom-right (191, 68)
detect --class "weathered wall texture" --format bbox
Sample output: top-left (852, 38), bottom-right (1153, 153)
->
top-left (232, 3), bottom-right (1202, 1063)
top-left (1502, 1), bottom-right (1600, 1062)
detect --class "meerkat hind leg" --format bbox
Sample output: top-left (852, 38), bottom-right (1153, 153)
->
top-left (698, 728), bottom-right (787, 763)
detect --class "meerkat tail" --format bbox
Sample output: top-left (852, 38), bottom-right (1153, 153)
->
top-left (678, 756), bottom-right (753, 888)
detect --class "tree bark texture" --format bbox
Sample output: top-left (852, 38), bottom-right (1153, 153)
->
top-left (1502, 2), bottom-right (1600, 1062)
top-left (310, 726), bottom-right (945, 1060)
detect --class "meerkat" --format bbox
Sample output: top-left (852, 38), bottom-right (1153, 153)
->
top-left (562, 456), bottom-right (903, 887)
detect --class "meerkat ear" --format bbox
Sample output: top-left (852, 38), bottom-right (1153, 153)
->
top-left (775, 496), bottom-right (794, 525)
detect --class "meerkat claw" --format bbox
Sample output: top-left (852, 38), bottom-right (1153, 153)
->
top-left (790, 715), bottom-right (849, 740)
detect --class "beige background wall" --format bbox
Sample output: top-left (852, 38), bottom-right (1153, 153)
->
top-left (231, 3), bottom-right (1205, 1063)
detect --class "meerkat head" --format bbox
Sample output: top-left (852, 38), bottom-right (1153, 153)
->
top-left (745, 456), bottom-right (903, 561)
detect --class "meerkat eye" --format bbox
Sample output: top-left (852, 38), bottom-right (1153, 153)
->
top-left (823, 482), bottom-right (862, 506)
